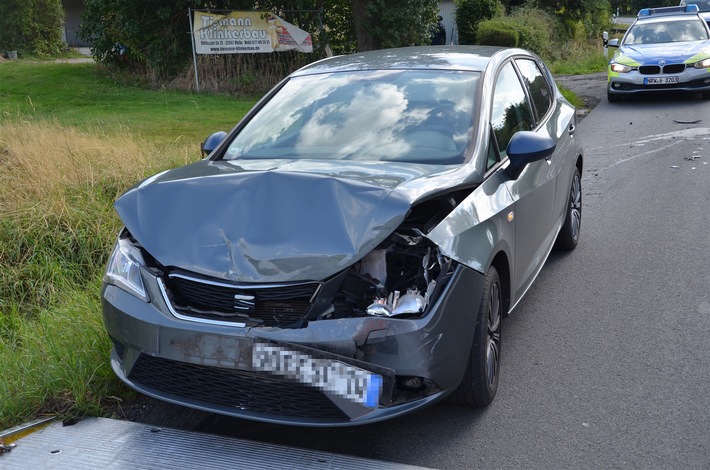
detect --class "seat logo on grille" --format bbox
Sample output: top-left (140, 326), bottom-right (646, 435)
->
top-left (234, 294), bottom-right (255, 312)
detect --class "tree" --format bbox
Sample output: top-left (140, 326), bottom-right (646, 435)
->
top-left (530, 0), bottom-right (612, 37)
top-left (614, 0), bottom-right (677, 14)
top-left (455, 0), bottom-right (504, 45)
top-left (350, 0), bottom-right (439, 51)
top-left (500, 0), bottom-right (526, 13)
top-left (79, 0), bottom-right (440, 81)
top-left (0, 0), bottom-right (65, 56)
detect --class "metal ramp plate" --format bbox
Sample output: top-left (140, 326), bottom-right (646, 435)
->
top-left (1, 417), bottom-right (432, 469)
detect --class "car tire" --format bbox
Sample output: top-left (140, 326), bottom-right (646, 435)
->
top-left (607, 90), bottom-right (621, 102)
top-left (450, 265), bottom-right (502, 407)
top-left (555, 165), bottom-right (582, 250)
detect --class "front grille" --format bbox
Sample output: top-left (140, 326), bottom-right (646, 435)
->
top-left (128, 354), bottom-right (348, 422)
top-left (663, 64), bottom-right (685, 74)
top-left (639, 65), bottom-right (660, 75)
top-left (638, 64), bottom-right (686, 75)
top-left (164, 273), bottom-right (321, 327)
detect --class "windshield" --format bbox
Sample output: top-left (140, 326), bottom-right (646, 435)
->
top-left (223, 70), bottom-right (479, 165)
top-left (624, 19), bottom-right (709, 44)
top-left (685, 0), bottom-right (710, 11)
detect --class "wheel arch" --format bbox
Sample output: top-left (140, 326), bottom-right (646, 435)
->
top-left (489, 251), bottom-right (511, 318)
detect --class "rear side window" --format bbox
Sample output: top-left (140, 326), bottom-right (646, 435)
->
top-left (490, 62), bottom-right (533, 159)
top-left (515, 58), bottom-right (552, 120)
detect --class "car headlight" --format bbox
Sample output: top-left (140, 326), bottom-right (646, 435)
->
top-left (104, 237), bottom-right (149, 302)
top-left (610, 63), bottom-right (632, 73)
top-left (692, 58), bottom-right (710, 69)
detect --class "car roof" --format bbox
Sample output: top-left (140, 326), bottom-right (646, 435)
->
top-left (290, 45), bottom-right (523, 77)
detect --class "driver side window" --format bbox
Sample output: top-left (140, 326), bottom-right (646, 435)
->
top-left (490, 62), bottom-right (533, 164)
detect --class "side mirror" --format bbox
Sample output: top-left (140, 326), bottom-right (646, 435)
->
top-left (201, 131), bottom-right (228, 157)
top-left (506, 131), bottom-right (556, 180)
top-left (608, 38), bottom-right (619, 48)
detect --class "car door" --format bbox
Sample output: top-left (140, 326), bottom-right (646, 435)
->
top-left (490, 60), bottom-right (557, 303)
top-left (514, 57), bottom-right (577, 236)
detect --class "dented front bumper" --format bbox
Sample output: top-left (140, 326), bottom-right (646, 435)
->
top-left (102, 263), bottom-right (484, 426)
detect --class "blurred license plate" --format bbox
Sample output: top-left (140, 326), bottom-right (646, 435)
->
top-left (644, 76), bottom-right (678, 85)
top-left (253, 343), bottom-right (382, 407)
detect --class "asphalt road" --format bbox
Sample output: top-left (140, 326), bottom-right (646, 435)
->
top-left (127, 84), bottom-right (710, 469)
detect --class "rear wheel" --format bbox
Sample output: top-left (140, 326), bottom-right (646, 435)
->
top-left (555, 166), bottom-right (582, 250)
top-left (450, 265), bottom-right (502, 407)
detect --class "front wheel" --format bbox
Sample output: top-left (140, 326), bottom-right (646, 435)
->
top-left (450, 265), bottom-right (502, 407)
top-left (555, 166), bottom-right (582, 250)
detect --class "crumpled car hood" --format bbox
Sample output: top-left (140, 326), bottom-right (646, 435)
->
top-left (115, 159), bottom-right (472, 283)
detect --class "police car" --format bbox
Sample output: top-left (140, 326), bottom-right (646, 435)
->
top-left (607, 4), bottom-right (710, 102)
top-left (680, 0), bottom-right (710, 24)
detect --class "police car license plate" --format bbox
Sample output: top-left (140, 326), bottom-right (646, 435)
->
top-left (644, 76), bottom-right (678, 85)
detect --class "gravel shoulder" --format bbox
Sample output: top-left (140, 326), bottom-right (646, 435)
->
top-left (555, 71), bottom-right (607, 121)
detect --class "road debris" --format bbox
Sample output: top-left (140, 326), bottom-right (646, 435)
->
top-left (0, 438), bottom-right (17, 454)
top-left (674, 119), bottom-right (702, 124)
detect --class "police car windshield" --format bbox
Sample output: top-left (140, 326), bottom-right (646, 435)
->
top-left (625, 19), bottom-right (709, 44)
top-left (686, 0), bottom-right (710, 11)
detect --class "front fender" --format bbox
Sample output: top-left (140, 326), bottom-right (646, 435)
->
top-left (426, 171), bottom-right (515, 275)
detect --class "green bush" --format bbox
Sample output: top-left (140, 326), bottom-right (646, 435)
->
top-left (455, 0), bottom-right (504, 45)
top-left (361, 0), bottom-right (439, 50)
top-left (477, 21), bottom-right (519, 48)
top-left (476, 6), bottom-right (562, 59)
top-left (0, 0), bottom-right (65, 56)
top-left (532, 0), bottom-right (612, 40)
top-left (80, 0), bottom-right (330, 81)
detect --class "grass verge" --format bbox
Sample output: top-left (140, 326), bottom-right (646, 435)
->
top-left (0, 62), bottom-right (257, 430)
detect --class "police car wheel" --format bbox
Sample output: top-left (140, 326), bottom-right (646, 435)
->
top-left (607, 90), bottom-right (621, 102)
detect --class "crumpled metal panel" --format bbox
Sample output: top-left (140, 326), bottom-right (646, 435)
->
top-left (115, 160), bottom-right (424, 283)
top-left (427, 171), bottom-right (514, 274)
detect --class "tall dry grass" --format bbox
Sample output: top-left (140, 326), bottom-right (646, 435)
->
top-left (0, 117), bottom-right (199, 427)
top-left (1, 119), bottom-right (150, 213)
top-left (0, 118), bottom-right (195, 316)
top-left (1, 120), bottom-right (134, 316)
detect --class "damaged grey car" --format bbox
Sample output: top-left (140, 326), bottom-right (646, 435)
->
top-left (102, 46), bottom-right (583, 426)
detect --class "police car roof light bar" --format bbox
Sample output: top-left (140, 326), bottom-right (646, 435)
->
top-left (638, 4), bottom-right (699, 16)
